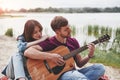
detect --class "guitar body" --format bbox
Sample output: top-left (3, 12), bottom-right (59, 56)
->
top-left (27, 46), bottom-right (75, 80)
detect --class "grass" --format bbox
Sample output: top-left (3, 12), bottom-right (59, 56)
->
top-left (80, 48), bottom-right (120, 68)
top-left (5, 28), bottom-right (13, 37)
top-left (74, 25), bottom-right (120, 68)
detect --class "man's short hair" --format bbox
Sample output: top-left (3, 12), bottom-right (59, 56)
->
top-left (51, 16), bottom-right (68, 31)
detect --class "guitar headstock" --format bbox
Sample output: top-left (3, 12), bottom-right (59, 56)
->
top-left (98, 34), bottom-right (110, 43)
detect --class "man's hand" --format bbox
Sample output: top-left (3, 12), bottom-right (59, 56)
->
top-left (49, 53), bottom-right (65, 66)
top-left (87, 43), bottom-right (95, 58)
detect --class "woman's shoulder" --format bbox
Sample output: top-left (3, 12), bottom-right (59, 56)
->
top-left (17, 35), bottom-right (25, 41)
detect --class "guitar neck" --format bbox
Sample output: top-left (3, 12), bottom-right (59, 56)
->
top-left (63, 39), bottom-right (99, 60)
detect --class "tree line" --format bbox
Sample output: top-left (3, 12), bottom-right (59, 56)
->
top-left (1, 7), bottom-right (120, 14)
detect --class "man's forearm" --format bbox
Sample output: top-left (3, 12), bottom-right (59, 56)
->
top-left (75, 55), bottom-right (90, 68)
top-left (79, 56), bottom-right (90, 67)
top-left (24, 47), bottom-right (51, 60)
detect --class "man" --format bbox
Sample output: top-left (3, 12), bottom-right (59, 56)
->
top-left (24, 16), bottom-right (105, 80)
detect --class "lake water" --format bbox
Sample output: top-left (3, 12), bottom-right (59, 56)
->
top-left (0, 13), bottom-right (120, 45)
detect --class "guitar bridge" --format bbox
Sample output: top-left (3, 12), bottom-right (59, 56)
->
top-left (44, 60), bottom-right (65, 75)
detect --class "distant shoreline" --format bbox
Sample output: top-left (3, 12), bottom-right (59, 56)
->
top-left (0, 14), bottom-right (25, 18)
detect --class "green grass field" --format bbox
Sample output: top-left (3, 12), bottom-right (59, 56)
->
top-left (80, 48), bottom-right (120, 68)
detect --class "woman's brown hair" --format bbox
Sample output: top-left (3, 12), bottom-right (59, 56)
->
top-left (22, 19), bottom-right (43, 42)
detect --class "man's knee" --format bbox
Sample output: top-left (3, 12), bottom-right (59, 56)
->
top-left (94, 64), bottom-right (105, 74)
top-left (59, 70), bottom-right (88, 80)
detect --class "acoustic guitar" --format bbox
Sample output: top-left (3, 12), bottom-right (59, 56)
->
top-left (27, 34), bottom-right (110, 80)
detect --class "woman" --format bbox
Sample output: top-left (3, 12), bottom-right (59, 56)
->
top-left (1, 19), bottom-right (48, 80)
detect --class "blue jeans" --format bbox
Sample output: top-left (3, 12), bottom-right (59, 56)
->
top-left (2, 53), bottom-right (29, 80)
top-left (59, 64), bottom-right (105, 80)
top-left (12, 53), bottom-right (27, 80)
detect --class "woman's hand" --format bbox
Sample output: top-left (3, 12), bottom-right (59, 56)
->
top-left (40, 35), bottom-right (49, 41)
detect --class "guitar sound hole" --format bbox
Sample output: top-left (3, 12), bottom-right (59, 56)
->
top-left (52, 64), bottom-right (65, 75)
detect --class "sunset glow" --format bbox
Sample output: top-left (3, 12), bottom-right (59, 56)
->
top-left (0, 0), bottom-right (29, 10)
top-left (0, 0), bottom-right (50, 10)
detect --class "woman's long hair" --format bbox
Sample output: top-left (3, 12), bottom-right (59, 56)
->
top-left (22, 19), bottom-right (43, 42)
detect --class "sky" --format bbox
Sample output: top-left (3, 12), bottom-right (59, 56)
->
top-left (0, 0), bottom-right (120, 10)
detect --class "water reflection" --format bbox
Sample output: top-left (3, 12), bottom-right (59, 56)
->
top-left (70, 25), bottom-right (120, 54)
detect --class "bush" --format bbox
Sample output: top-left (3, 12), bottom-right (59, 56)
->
top-left (5, 28), bottom-right (13, 37)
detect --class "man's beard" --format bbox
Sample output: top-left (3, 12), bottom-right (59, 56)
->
top-left (61, 33), bottom-right (71, 38)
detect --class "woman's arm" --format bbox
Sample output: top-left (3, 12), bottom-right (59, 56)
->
top-left (26, 35), bottom-right (49, 48)
top-left (17, 35), bottom-right (48, 52)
